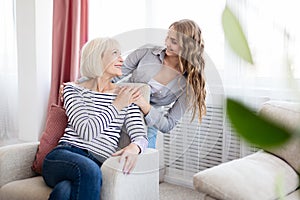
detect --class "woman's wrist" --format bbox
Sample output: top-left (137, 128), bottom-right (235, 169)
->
top-left (141, 103), bottom-right (151, 115)
top-left (112, 102), bottom-right (122, 111)
top-left (129, 143), bottom-right (141, 154)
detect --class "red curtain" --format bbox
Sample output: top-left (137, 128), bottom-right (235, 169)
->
top-left (48, 0), bottom-right (88, 107)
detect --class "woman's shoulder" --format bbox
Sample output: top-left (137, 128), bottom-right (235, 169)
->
top-left (132, 44), bottom-right (164, 56)
top-left (67, 79), bottom-right (94, 92)
top-left (64, 82), bottom-right (76, 89)
top-left (64, 82), bottom-right (94, 93)
top-left (63, 82), bottom-right (83, 94)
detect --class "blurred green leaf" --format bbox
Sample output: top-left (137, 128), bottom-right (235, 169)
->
top-left (226, 98), bottom-right (292, 148)
top-left (222, 6), bottom-right (254, 64)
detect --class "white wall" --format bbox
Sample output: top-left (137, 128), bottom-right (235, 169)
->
top-left (16, 0), bottom-right (52, 141)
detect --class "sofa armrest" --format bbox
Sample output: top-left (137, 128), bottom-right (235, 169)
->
top-left (0, 142), bottom-right (39, 187)
top-left (101, 148), bottom-right (159, 200)
top-left (193, 151), bottom-right (299, 200)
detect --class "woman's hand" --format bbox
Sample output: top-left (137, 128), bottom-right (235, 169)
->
top-left (112, 143), bottom-right (140, 174)
top-left (59, 84), bottom-right (65, 102)
top-left (134, 95), bottom-right (151, 115)
top-left (59, 83), bottom-right (68, 102)
top-left (59, 82), bottom-right (74, 102)
top-left (113, 86), bottom-right (141, 111)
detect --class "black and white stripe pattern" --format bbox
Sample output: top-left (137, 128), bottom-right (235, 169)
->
top-left (59, 84), bottom-right (147, 159)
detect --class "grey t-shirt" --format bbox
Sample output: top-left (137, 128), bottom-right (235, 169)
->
top-left (113, 45), bottom-right (189, 133)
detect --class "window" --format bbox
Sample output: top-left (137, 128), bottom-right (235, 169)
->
top-left (89, 0), bottom-right (147, 38)
top-left (224, 0), bottom-right (300, 100)
top-left (0, 0), bottom-right (18, 140)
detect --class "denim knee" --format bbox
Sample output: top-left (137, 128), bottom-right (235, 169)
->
top-left (49, 180), bottom-right (71, 200)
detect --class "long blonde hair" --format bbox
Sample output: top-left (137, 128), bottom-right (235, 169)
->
top-left (170, 19), bottom-right (206, 122)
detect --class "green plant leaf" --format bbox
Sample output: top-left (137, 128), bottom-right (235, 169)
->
top-left (222, 6), bottom-right (254, 64)
top-left (226, 98), bottom-right (292, 148)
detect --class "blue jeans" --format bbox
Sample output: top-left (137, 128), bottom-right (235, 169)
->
top-left (42, 143), bottom-right (102, 200)
top-left (147, 126), bottom-right (158, 149)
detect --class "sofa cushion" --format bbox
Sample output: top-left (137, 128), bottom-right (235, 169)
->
top-left (193, 151), bottom-right (299, 200)
top-left (285, 188), bottom-right (300, 200)
top-left (32, 104), bottom-right (67, 174)
top-left (0, 176), bottom-right (51, 200)
top-left (259, 101), bottom-right (300, 174)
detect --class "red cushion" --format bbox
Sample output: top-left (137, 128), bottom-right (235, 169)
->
top-left (32, 104), bottom-right (68, 174)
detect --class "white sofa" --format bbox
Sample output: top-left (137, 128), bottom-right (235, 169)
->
top-left (193, 100), bottom-right (300, 200)
top-left (0, 82), bottom-right (160, 200)
top-left (0, 143), bottom-right (159, 200)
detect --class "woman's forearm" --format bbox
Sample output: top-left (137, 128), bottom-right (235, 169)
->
top-left (134, 96), bottom-right (151, 115)
top-left (140, 102), bottom-right (151, 115)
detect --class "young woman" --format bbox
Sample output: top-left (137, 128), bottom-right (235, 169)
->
top-left (42, 37), bottom-right (148, 200)
top-left (113, 19), bottom-right (206, 148)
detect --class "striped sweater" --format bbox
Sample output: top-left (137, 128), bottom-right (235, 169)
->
top-left (59, 84), bottom-right (148, 159)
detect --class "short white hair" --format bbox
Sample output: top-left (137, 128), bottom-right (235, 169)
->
top-left (80, 37), bottom-right (120, 78)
